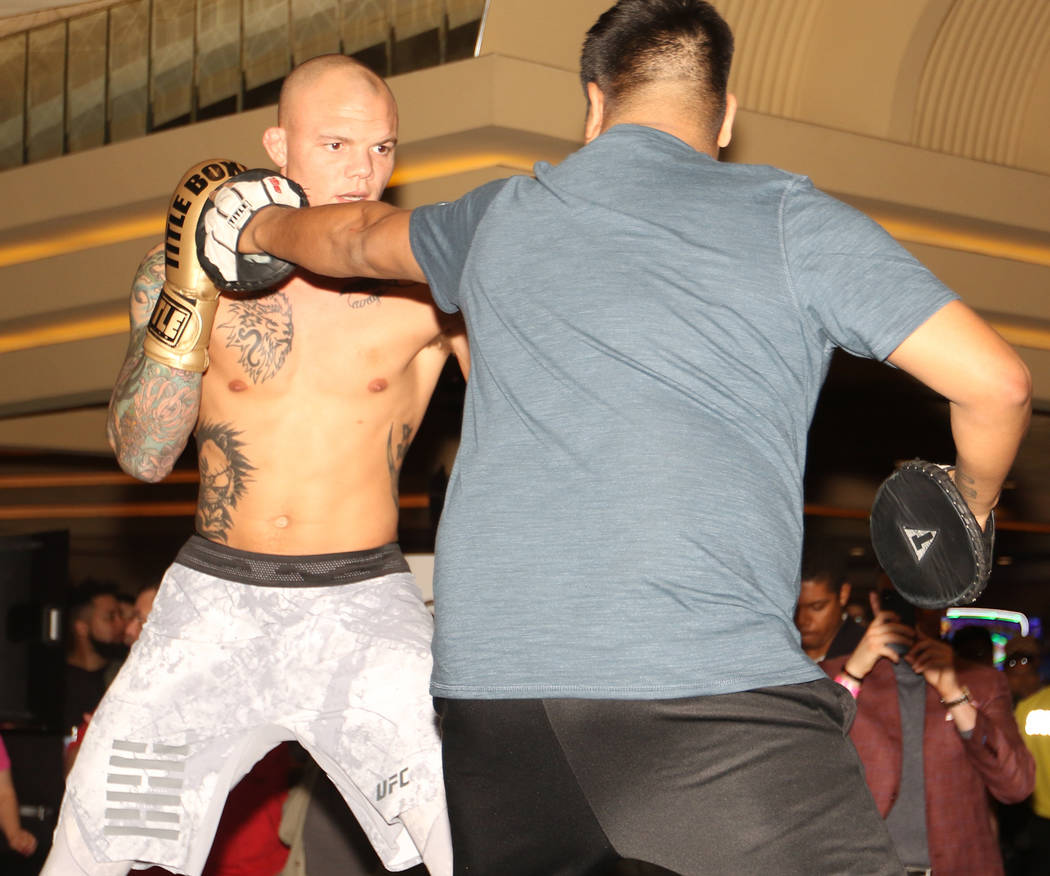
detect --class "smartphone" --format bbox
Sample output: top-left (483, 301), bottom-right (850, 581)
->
top-left (877, 588), bottom-right (918, 655)
top-left (876, 587), bottom-right (917, 628)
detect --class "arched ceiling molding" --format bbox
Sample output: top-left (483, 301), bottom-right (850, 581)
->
top-left (887, 0), bottom-right (955, 142)
top-left (719, 0), bottom-right (823, 119)
top-left (1016, 51), bottom-right (1050, 174)
top-left (913, 0), bottom-right (1050, 169)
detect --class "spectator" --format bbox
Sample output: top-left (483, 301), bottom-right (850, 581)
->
top-left (117, 593), bottom-right (137, 629)
top-left (1012, 662), bottom-right (1050, 876)
top-left (122, 584), bottom-right (159, 647)
top-left (62, 581), bottom-right (125, 733)
top-left (952, 624), bottom-right (995, 667)
top-left (844, 591), bottom-right (874, 628)
top-left (794, 550), bottom-right (863, 662)
top-left (0, 736), bottom-right (37, 859)
top-left (1005, 636), bottom-right (1043, 705)
top-left (825, 592), bottom-right (1034, 874)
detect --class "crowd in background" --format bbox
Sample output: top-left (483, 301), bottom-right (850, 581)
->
top-left (4, 561), bottom-right (1050, 874)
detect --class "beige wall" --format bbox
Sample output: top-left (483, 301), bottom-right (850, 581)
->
top-left (1, 0), bottom-right (1048, 456)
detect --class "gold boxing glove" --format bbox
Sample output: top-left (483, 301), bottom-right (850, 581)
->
top-left (143, 159), bottom-right (247, 372)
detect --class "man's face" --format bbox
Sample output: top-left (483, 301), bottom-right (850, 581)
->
top-left (795, 578), bottom-right (846, 654)
top-left (89, 594), bottom-right (125, 644)
top-left (124, 588), bottom-right (157, 646)
top-left (1005, 653), bottom-right (1042, 701)
top-left (276, 70), bottom-right (398, 206)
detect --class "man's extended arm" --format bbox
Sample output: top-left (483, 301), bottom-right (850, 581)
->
top-left (240, 201), bottom-right (425, 284)
top-left (887, 299), bottom-right (1032, 527)
top-left (106, 246), bottom-right (202, 483)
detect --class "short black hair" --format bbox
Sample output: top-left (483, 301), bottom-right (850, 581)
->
top-left (580, 0), bottom-right (734, 133)
top-left (799, 548), bottom-right (848, 594)
top-left (67, 578), bottom-right (118, 624)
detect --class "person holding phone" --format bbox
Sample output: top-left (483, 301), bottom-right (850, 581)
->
top-left (824, 585), bottom-right (1034, 875)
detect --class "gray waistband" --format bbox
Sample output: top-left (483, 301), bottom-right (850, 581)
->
top-left (174, 535), bottom-right (410, 587)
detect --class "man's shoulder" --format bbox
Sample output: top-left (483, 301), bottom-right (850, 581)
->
top-left (957, 661), bottom-right (1010, 699)
top-left (1017, 684), bottom-right (1050, 714)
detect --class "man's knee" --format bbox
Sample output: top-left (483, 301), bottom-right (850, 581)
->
top-left (401, 802), bottom-right (452, 876)
top-left (41, 812), bottom-right (131, 876)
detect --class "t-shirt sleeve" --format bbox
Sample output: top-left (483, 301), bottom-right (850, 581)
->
top-left (781, 177), bottom-right (958, 360)
top-left (409, 178), bottom-right (509, 314)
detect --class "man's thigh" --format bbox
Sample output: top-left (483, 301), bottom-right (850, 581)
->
top-left (436, 698), bottom-right (618, 876)
top-left (544, 680), bottom-right (902, 876)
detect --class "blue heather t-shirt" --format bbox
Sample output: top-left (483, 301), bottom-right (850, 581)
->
top-left (410, 124), bottom-right (957, 700)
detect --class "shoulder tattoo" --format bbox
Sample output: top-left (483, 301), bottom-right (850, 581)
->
top-left (216, 293), bottom-right (294, 383)
top-left (194, 420), bottom-right (256, 543)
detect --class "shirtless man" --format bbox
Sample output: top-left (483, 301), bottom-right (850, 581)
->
top-left (42, 54), bottom-right (462, 876)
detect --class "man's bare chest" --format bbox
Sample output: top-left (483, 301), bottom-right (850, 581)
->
top-left (206, 284), bottom-right (441, 392)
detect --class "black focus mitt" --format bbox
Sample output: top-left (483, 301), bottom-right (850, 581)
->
top-left (869, 460), bottom-right (994, 608)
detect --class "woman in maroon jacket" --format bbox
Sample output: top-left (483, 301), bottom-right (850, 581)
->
top-left (825, 593), bottom-right (1034, 876)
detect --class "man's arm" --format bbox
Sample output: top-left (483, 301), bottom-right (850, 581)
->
top-left (0, 768), bottom-right (36, 857)
top-left (441, 311), bottom-right (470, 380)
top-left (887, 300), bottom-right (1032, 527)
top-left (241, 201), bottom-right (425, 284)
top-left (106, 245), bottom-right (202, 483)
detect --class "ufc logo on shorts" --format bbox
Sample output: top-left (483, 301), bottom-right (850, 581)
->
top-left (376, 767), bottom-right (410, 801)
top-left (148, 294), bottom-right (191, 346)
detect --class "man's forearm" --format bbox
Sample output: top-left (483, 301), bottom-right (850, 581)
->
top-left (0, 781), bottom-right (21, 844)
top-left (107, 348), bottom-right (200, 483)
top-left (245, 201), bottom-right (424, 283)
top-left (107, 248), bottom-right (202, 483)
top-left (887, 300), bottom-right (1032, 528)
top-left (950, 384), bottom-right (1031, 527)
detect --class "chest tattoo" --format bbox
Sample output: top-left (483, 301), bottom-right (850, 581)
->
top-left (217, 293), bottom-right (293, 383)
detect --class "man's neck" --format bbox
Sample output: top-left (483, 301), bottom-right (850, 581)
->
top-left (67, 643), bottom-right (106, 671)
top-left (603, 117), bottom-right (719, 157)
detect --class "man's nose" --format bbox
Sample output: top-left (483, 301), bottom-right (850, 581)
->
top-left (344, 150), bottom-right (373, 180)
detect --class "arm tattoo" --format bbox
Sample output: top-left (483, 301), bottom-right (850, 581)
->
top-left (216, 293), bottom-right (294, 384)
top-left (194, 420), bottom-right (256, 543)
top-left (387, 423), bottom-right (414, 510)
top-left (955, 470), bottom-right (979, 500)
top-left (108, 248), bottom-right (201, 480)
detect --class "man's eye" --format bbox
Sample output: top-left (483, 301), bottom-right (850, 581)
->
top-left (325, 142), bottom-right (342, 152)
top-left (374, 144), bottom-right (392, 155)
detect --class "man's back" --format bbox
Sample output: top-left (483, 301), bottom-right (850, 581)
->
top-left (415, 123), bottom-right (954, 699)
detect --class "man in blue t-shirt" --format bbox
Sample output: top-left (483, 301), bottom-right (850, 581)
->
top-left (204, 2), bottom-right (1031, 872)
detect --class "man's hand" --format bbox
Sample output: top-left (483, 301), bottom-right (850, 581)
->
top-left (7, 826), bottom-right (37, 856)
top-left (906, 632), bottom-right (961, 699)
top-left (842, 592), bottom-right (915, 679)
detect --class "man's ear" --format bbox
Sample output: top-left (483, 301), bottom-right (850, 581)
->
top-left (262, 126), bottom-right (288, 171)
top-left (72, 617), bottom-right (88, 640)
top-left (717, 92), bottom-right (737, 149)
top-left (584, 82), bottom-right (606, 144)
top-left (839, 582), bottom-right (852, 608)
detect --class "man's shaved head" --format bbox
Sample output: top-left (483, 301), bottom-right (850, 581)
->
top-left (263, 53), bottom-right (400, 206)
top-left (277, 54), bottom-right (395, 127)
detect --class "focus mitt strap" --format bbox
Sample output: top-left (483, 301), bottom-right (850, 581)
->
top-left (870, 459), bottom-right (994, 608)
top-left (144, 159), bottom-right (247, 372)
